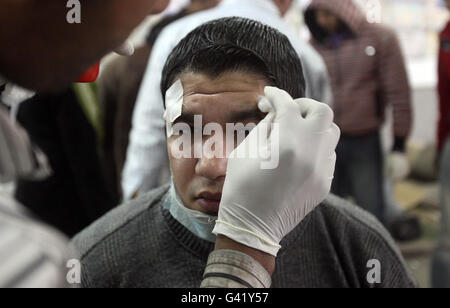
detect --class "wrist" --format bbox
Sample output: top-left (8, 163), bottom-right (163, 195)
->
top-left (215, 235), bottom-right (276, 275)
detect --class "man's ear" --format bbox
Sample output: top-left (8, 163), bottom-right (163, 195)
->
top-left (273, 0), bottom-right (294, 16)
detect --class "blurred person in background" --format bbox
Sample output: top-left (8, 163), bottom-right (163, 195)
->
top-left (122, 0), bottom-right (333, 200)
top-left (99, 0), bottom-right (220, 200)
top-left (304, 0), bottom-right (412, 224)
top-left (0, 0), bottom-right (170, 287)
top-left (432, 0), bottom-right (450, 288)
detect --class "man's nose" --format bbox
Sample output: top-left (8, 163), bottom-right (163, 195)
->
top-left (195, 138), bottom-right (230, 180)
top-left (195, 155), bottom-right (228, 181)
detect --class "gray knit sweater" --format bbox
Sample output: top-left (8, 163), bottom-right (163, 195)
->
top-left (72, 185), bottom-right (416, 288)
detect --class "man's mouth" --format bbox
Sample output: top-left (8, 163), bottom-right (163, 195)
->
top-left (196, 192), bottom-right (222, 213)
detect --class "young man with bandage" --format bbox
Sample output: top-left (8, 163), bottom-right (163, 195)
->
top-left (123, 0), bottom-right (333, 200)
top-left (73, 17), bottom-right (415, 288)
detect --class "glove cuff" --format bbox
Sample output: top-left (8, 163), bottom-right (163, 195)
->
top-left (212, 220), bottom-right (281, 257)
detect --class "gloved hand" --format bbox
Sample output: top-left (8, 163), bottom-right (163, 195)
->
top-left (213, 87), bottom-right (340, 256)
top-left (387, 151), bottom-right (410, 182)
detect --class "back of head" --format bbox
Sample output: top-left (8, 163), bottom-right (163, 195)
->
top-left (161, 17), bottom-right (305, 103)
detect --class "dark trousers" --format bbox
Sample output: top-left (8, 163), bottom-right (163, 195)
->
top-left (331, 131), bottom-right (385, 223)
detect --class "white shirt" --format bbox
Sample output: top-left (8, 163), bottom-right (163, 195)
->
top-left (122, 0), bottom-right (332, 199)
top-left (0, 192), bottom-right (71, 288)
top-left (0, 109), bottom-right (70, 288)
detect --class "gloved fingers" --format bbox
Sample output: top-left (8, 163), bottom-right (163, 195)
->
top-left (231, 96), bottom-right (279, 160)
top-left (263, 86), bottom-right (299, 118)
top-left (114, 40), bottom-right (135, 56)
top-left (327, 152), bottom-right (337, 176)
top-left (314, 124), bottom-right (339, 195)
top-left (316, 126), bottom-right (339, 178)
top-left (255, 98), bottom-right (277, 136)
top-left (323, 123), bottom-right (341, 156)
top-left (324, 151), bottom-right (337, 193)
top-left (295, 98), bottom-right (334, 132)
top-left (258, 96), bottom-right (273, 114)
top-left (306, 153), bottom-right (336, 209)
top-left (314, 149), bottom-right (337, 192)
top-left (231, 110), bottom-right (274, 160)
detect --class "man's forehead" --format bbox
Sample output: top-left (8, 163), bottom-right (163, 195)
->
top-left (179, 93), bottom-right (264, 123)
top-left (180, 71), bottom-right (268, 96)
top-left (183, 91), bottom-right (259, 111)
top-left (178, 72), bottom-right (268, 121)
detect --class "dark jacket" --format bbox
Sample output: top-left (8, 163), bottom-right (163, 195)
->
top-left (305, 0), bottom-right (412, 146)
top-left (15, 90), bottom-right (118, 237)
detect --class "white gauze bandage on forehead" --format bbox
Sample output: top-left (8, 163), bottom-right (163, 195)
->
top-left (164, 79), bottom-right (184, 138)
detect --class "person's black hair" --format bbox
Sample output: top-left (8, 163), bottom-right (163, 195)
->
top-left (161, 17), bottom-right (306, 104)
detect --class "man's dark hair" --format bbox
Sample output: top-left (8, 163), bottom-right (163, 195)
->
top-left (161, 17), bottom-right (306, 104)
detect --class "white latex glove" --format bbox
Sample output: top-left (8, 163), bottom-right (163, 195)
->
top-left (387, 152), bottom-right (410, 182)
top-left (213, 87), bottom-right (340, 256)
top-left (114, 40), bottom-right (135, 56)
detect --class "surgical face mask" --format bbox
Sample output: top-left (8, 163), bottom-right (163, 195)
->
top-left (163, 180), bottom-right (218, 243)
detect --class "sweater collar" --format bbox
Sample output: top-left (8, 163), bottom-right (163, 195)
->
top-left (159, 186), bottom-right (312, 258)
top-left (161, 192), bottom-right (214, 259)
